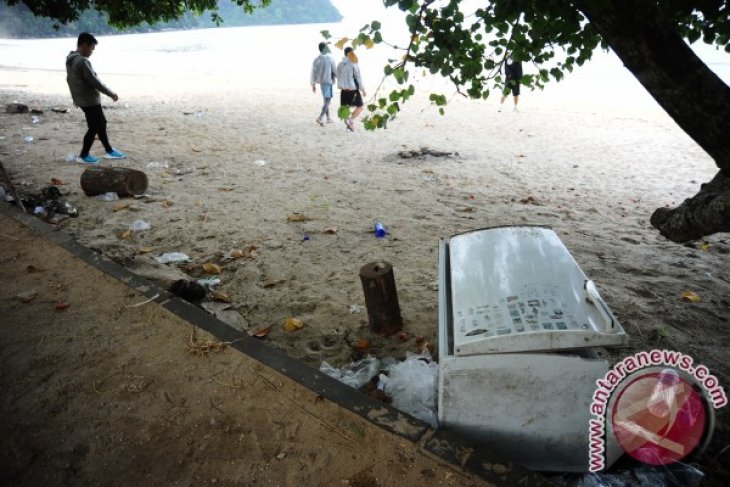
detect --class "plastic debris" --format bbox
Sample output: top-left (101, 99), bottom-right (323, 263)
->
top-left (154, 252), bottom-right (190, 264)
top-left (22, 186), bottom-right (78, 222)
top-left (375, 222), bottom-right (387, 238)
top-left (197, 277), bottom-right (221, 289)
top-left (31, 115), bottom-right (40, 124)
top-left (129, 220), bottom-right (151, 231)
top-left (378, 352), bottom-right (439, 427)
top-left (320, 356), bottom-right (380, 389)
top-left (349, 304), bottom-right (364, 314)
top-left (253, 160), bottom-right (267, 167)
top-left (146, 161), bottom-right (169, 170)
top-left (97, 192), bottom-right (119, 202)
top-left (23, 135), bottom-right (33, 143)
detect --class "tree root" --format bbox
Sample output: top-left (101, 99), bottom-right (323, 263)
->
top-left (651, 170), bottom-right (730, 242)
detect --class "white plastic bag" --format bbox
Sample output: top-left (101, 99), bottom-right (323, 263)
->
top-left (97, 192), bottom-right (119, 202)
top-left (129, 219), bottom-right (151, 231)
top-left (320, 356), bottom-right (380, 389)
top-left (379, 352), bottom-right (439, 427)
top-left (154, 252), bottom-right (190, 264)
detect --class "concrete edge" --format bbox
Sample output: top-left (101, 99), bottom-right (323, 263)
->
top-left (1, 202), bottom-right (553, 486)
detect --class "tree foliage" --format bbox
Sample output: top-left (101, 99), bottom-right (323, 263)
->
top-left (320, 0), bottom-right (730, 130)
top-left (1, 0), bottom-right (341, 37)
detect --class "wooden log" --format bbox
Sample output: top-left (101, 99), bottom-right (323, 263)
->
top-left (359, 261), bottom-right (403, 336)
top-left (80, 166), bottom-right (148, 197)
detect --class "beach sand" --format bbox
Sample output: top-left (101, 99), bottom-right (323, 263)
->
top-left (1, 13), bottom-right (730, 481)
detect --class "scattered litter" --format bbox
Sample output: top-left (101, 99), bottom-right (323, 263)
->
top-left (249, 326), bottom-right (272, 338)
top-left (374, 222), bottom-right (388, 238)
top-left (210, 290), bottom-right (232, 303)
top-left (681, 290), bottom-right (701, 303)
top-left (320, 356), bottom-right (380, 389)
top-left (303, 234), bottom-right (310, 241)
top-left (129, 219), bottom-right (151, 231)
top-left (146, 161), bottom-right (169, 170)
top-left (22, 186), bottom-right (78, 223)
top-left (202, 263), bottom-right (222, 274)
top-left (154, 252), bottom-right (190, 264)
top-left (14, 290), bottom-right (37, 303)
top-left (287, 214), bottom-right (312, 222)
top-left (378, 352), bottom-right (438, 427)
top-left (113, 201), bottom-right (131, 212)
top-left (23, 135), bottom-right (33, 143)
top-left (398, 147), bottom-right (456, 159)
top-left (197, 277), bottom-right (221, 289)
top-left (169, 279), bottom-right (206, 302)
top-left (125, 293), bottom-right (160, 308)
top-left (352, 338), bottom-right (371, 352)
top-left (227, 249), bottom-right (244, 259)
top-left (324, 225), bottom-right (337, 234)
top-left (54, 301), bottom-right (70, 311)
top-left (31, 115), bottom-right (40, 124)
top-left (349, 304), bottom-right (364, 314)
top-left (283, 317), bottom-right (304, 332)
top-left (50, 178), bottom-right (67, 185)
top-left (65, 153), bottom-right (77, 162)
top-left (97, 192), bottom-right (119, 202)
top-left (253, 160), bottom-right (267, 167)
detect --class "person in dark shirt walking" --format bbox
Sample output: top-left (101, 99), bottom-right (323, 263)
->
top-left (66, 32), bottom-right (126, 164)
top-left (499, 56), bottom-right (523, 112)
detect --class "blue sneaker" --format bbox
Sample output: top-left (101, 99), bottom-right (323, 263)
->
top-left (104, 149), bottom-right (126, 159)
top-left (77, 154), bottom-right (99, 164)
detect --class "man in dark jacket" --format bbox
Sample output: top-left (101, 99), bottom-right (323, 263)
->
top-left (66, 32), bottom-right (126, 163)
top-left (499, 56), bottom-right (523, 112)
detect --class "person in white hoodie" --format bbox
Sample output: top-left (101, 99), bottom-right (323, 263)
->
top-left (336, 47), bottom-right (366, 132)
top-left (65, 32), bottom-right (125, 164)
top-left (310, 42), bottom-right (337, 126)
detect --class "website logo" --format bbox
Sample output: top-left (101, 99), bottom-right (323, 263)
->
top-left (588, 350), bottom-right (726, 471)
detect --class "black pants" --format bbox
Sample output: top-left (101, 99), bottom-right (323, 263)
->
top-left (80, 105), bottom-right (112, 156)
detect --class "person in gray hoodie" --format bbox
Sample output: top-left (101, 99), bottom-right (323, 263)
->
top-left (66, 32), bottom-right (125, 163)
top-left (310, 42), bottom-right (336, 126)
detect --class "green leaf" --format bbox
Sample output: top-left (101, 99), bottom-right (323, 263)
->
top-left (338, 106), bottom-right (352, 120)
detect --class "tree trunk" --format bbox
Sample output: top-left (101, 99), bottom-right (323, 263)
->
top-left (80, 166), bottom-right (148, 197)
top-left (651, 170), bottom-right (730, 242)
top-left (576, 0), bottom-right (730, 242)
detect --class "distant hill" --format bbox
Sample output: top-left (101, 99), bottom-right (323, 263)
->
top-left (0, 0), bottom-right (342, 39)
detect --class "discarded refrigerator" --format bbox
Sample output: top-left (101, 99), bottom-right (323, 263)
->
top-left (437, 226), bottom-right (628, 471)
